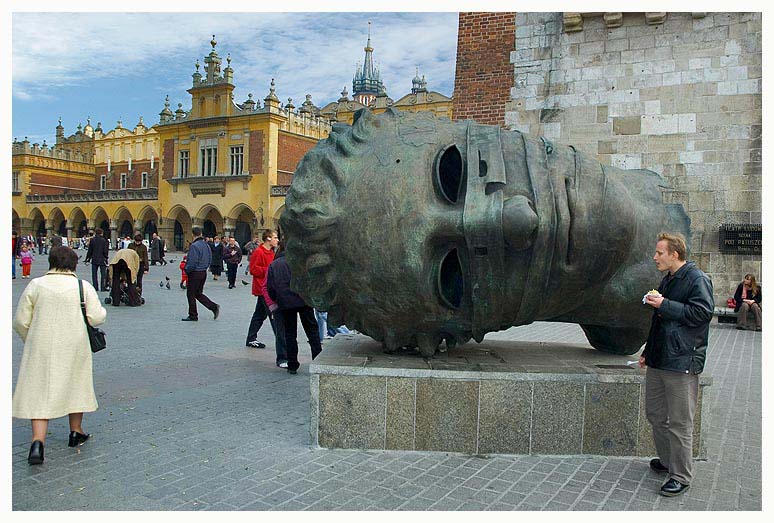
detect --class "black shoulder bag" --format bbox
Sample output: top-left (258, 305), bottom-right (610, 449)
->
top-left (78, 280), bottom-right (107, 353)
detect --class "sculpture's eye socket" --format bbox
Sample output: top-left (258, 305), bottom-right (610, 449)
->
top-left (438, 248), bottom-right (464, 309)
top-left (434, 145), bottom-right (464, 204)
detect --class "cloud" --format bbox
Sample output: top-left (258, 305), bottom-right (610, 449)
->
top-left (12, 12), bottom-right (458, 109)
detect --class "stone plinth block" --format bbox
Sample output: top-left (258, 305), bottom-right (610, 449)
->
top-left (310, 334), bottom-right (712, 457)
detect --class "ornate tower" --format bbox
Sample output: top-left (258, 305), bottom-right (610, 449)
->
top-left (352, 22), bottom-right (385, 106)
top-left (187, 35), bottom-right (236, 119)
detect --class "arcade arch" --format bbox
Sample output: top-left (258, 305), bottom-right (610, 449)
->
top-left (168, 205), bottom-right (192, 251)
top-left (113, 207), bottom-right (135, 240)
top-left (48, 208), bottom-right (66, 237)
top-left (90, 207), bottom-right (110, 235)
top-left (28, 208), bottom-right (45, 238)
top-left (196, 204), bottom-right (224, 239)
top-left (228, 203), bottom-right (254, 247)
top-left (137, 205), bottom-right (159, 240)
top-left (68, 207), bottom-right (88, 238)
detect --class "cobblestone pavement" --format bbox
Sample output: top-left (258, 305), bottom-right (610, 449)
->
top-left (10, 257), bottom-right (762, 510)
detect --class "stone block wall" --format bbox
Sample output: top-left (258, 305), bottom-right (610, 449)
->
top-left (502, 12), bottom-right (762, 302)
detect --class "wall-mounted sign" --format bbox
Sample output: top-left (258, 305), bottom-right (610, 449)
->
top-left (718, 223), bottom-right (762, 254)
top-left (271, 185), bottom-right (290, 197)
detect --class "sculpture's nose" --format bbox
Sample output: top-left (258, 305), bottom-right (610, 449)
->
top-left (502, 194), bottom-right (538, 251)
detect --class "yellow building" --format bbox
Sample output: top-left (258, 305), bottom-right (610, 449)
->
top-left (12, 32), bottom-right (452, 251)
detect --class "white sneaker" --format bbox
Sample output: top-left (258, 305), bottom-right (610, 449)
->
top-left (277, 362), bottom-right (288, 368)
top-left (247, 340), bottom-right (265, 349)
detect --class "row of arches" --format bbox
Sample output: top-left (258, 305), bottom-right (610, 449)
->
top-left (13, 203), bottom-right (280, 251)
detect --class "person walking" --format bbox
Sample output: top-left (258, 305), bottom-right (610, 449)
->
top-left (127, 233), bottom-right (149, 295)
top-left (18, 243), bottom-right (35, 278)
top-left (733, 273), bottom-right (762, 331)
top-left (267, 241), bottom-right (322, 374)
top-left (84, 227), bottom-right (109, 291)
top-left (12, 230), bottom-right (21, 279)
top-left (242, 234), bottom-right (261, 275)
top-left (37, 234), bottom-right (46, 254)
top-left (209, 235), bottom-right (224, 281)
top-left (158, 235), bottom-right (167, 266)
top-left (13, 246), bottom-right (107, 465)
top-left (222, 236), bottom-right (242, 289)
top-left (149, 232), bottom-right (162, 266)
top-left (182, 227), bottom-right (219, 321)
top-left (245, 230), bottom-right (285, 362)
top-left (640, 232), bottom-right (714, 497)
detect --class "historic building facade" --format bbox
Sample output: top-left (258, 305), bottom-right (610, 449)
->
top-left (452, 11), bottom-right (762, 304)
top-left (12, 31), bottom-right (453, 250)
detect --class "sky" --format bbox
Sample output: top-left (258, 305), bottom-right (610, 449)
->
top-left (11, 12), bottom-right (459, 145)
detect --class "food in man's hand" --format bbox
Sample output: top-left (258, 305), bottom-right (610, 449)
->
top-left (643, 289), bottom-right (662, 304)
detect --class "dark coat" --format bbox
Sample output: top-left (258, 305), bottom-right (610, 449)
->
top-left (222, 243), bottom-right (243, 265)
top-left (642, 262), bottom-right (714, 374)
top-left (267, 252), bottom-right (307, 310)
top-left (209, 242), bottom-right (224, 267)
top-left (733, 283), bottom-right (761, 312)
top-left (149, 237), bottom-right (162, 261)
top-left (84, 235), bottom-right (109, 265)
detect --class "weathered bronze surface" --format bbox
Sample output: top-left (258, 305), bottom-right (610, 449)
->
top-left (280, 109), bottom-right (690, 357)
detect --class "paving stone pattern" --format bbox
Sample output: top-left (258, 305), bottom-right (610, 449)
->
top-left (11, 258), bottom-right (761, 510)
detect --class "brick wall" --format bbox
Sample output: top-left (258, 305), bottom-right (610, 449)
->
top-left (29, 172), bottom-right (93, 194)
top-left (277, 132), bottom-right (318, 180)
top-left (162, 139), bottom-right (175, 179)
top-left (453, 12), bottom-right (516, 125)
top-left (248, 131), bottom-right (265, 174)
top-left (501, 12), bottom-right (761, 301)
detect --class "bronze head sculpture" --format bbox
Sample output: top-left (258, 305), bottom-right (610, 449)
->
top-left (280, 108), bottom-right (691, 357)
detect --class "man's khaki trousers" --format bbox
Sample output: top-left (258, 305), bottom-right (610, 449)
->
top-left (645, 366), bottom-right (699, 485)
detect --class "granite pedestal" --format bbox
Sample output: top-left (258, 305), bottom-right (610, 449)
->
top-left (309, 334), bottom-right (711, 458)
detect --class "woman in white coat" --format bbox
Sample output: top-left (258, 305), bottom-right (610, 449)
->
top-left (13, 246), bottom-right (107, 465)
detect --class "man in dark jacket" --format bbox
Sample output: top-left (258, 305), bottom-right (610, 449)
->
top-left (222, 236), bottom-right (242, 289)
top-left (640, 232), bottom-right (714, 498)
top-left (267, 242), bottom-right (322, 374)
top-left (182, 226), bottom-right (220, 321)
top-left (84, 228), bottom-right (109, 291)
top-left (149, 232), bottom-right (163, 265)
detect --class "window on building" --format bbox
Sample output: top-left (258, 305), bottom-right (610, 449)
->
top-left (230, 145), bottom-right (244, 175)
top-left (100, 174), bottom-right (106, 191)
top-left (12, 171), bottom-right (20, 192)
top-left (120, 173), bottom-right (127, 189)
top-left (200, 138), bottom-right (218, 176)
top-left (141, 172), bottom-right (148, 188)
top-left (179, 150), bottom-right (190, 178)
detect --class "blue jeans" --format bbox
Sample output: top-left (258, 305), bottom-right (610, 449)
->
top-left (12, 257), bottom-right (16, 278)
top-left (314, 309), bottom-right (327, 341)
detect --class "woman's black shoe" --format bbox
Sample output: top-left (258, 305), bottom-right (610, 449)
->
top-left (28, 440), bottom-right (44, 465)
top-left (68, 431), bottom-right (90, 447)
